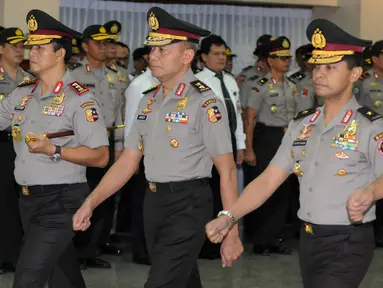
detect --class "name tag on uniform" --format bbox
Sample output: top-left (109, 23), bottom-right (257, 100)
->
top-left (270, 93), bottom-right (279, 98)
top-left (137, 115), bottom-right (148, 121)
top-left (293, 140), bottom-right (307, 147)
top-left (84, 83), bottom-right (96, 88)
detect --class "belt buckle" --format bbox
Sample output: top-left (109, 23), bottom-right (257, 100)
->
top-left (22, 185), bottom-right (29, 196)
top-left (148, 182), bottom-right (157, 192)
top-left (304, 223), bottom-right (314, 235)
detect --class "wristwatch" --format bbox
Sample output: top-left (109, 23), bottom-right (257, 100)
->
top-left (217, 210), bottom-right (236, 225)
top-left (50, 145), bottom-right (62, 162)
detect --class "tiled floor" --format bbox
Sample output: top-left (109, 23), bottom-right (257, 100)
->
top-left (1, 243), bottom-right (383, 288)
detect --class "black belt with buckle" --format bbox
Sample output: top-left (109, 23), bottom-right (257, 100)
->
top-left (148, 178), bottom-right (209, 193)
top-left (0, 130), bottom-right (12, 142)
top-left (21, 183), bottom-right (81, 196)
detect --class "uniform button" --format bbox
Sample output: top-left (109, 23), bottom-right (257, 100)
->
top-left (308, 187), bottom-right (313, 192)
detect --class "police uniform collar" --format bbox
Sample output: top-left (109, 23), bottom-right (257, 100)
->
top-left (143, 7), bottom-right (210, 46)
top-left (322, 97), bottom-right (359, 131)
top-left (167, 69), bottom-right (194, 100)
top-left (306, 19), bottom-right (372, 64)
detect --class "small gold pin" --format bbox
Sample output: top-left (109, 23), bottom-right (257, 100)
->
top-left (166, 125), bottom-right (171, 132)
top-left (170, 138), bottom-right (179, 148)
top-left (148, 182), bottom-right (157, 192)
top-left (337, 169), bottom-right (347, 176)
top-left (17, 115), bottom-right (22, 122)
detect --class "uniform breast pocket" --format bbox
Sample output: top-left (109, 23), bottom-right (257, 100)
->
top-left (330, 149), bottom-right (363, 176)
top-left (11, 112), bottom-right (27, 143)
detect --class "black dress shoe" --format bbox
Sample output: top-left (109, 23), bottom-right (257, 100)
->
top-left (268, 243), bottom-right (292, 255)
top-left (253, 245), bottom-right (271, 256)
top-left (132, 255), bottom-right (151, 266)
top-left (83, 257), bottom-right (111, 269)
top-left (99, 243), bottom-right (122, 256)
top-left (2, 263), bottom-right (15, 272)
top-left (376, 239), bottom-right (383, 248)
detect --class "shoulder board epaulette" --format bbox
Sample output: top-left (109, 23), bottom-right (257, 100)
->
top-left (357, 106), bottom-right (382, 122)
top-left (290, 71), bottom-right (305, 81)
top-left (17, 78), bottom-right (39, 87)
top-left (192, 68), bottom-right (201, 74)
top-left (190, 80), bottom-right (211, 93)
top-left (249, 75), bottom-right (260, 81)
top-left (293, 108), bottom-right (317, 120)
top-left (106, 65), bottom-right (118, 73)
top-left (287, 77), bottom-right (297, 84)
top-left (360, 72), bottom-right (371, 81)
top-left (69, 81), bottom-right (89, 95)
top-left (68, 62), bottom-right (83, 70)
top-left (117, 63), bottom-right (128, 70)
top-left (242, 65), bottom-right (252, 72)
top-left (143, 85), bottom-right (159, 95)
top-left (257, 77), bottom-right (268, 86)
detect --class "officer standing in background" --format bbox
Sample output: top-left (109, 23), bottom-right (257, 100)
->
top-left (290, 44), bottom-right (316, 109)
top-left (130, 46), bottom-right (150, 79)
top-left (243, 36), bottom-right (300, 255)
top-left (70, 24), bottom-right (123, 269)
top-left (207, 19), bottom-right (378, 288)
top-left (237, 34), bottom-right (273, 90)
top-left (196, 34), bottom-right (245, 259)
top-left (116, 64), bottom-right (159, 265)
top-left (116, 42), bottom-right (130, 70)
top-left (224, 46), bottom-right (237, 73)
top-left (357, 40), bottom-right (383, 246)
top-left (0, 27), bottom-right (34, 275)
top-left (68, 37), bottom-right (81, 65)
top-left (104, 20), bottom-right (131, 116)
top-left (0, 10), bottom-right (110, 287)
top-left (73, 7), bottom-right (243, 288)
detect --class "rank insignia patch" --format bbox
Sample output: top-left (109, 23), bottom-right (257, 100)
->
top-left (85, 108), bottom-right (99, 122)
top-left (207, 106), bottom-right (222, 123)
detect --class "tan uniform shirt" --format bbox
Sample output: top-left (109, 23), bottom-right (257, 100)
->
top-left (271, 97), bottom-right (383, 225)
top-left (0, 70), bottom-right (109, 185)
top-left (70, 59), bottom-right (124, 151)
top-left (125, 69), bottom-right (233, 182)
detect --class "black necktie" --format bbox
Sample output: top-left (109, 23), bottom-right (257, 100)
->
top-left (216, 73), bottom-right (237, 133)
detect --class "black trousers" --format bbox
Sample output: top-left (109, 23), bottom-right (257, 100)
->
top-left (246, 123), bottom-right (292, 245)
top-left (374, 200), bottom-right (383, 241)
top-left (201, 132), bottom-right (237, 256)
top-left (0, 136), bottom-right (22, 267)
top-left (13, 183), bottom-right (86, 288)
top-left (299, 222), bottom-right (374, 288)
top-left (74, 166), bottom-right (115, 259)
top-left (144, 178), bottom-right (213, 288)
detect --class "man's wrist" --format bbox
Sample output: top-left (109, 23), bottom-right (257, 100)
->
top-left (47, 143), bottom-right (56, 156)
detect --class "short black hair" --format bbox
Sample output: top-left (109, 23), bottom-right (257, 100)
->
top-left (133, 46), bottom-right (150, 61)
top-left (52, 38), bottom-right (72, 64)
top-left (200, 34), bottom-right (227, 55)
top-left (343, 54), bottom-right (363, 69)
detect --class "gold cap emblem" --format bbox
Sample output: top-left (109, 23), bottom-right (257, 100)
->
top-left (111, 24), bottom-right (118, 34)
top-left (15, 29), bottom-right (23, 36)
top-left (99, 26), bottom-right (106, 33)
top-left (282, 39), bottom-right (289, 49)
top-left (148, 12), bottom-right (159, 31)
top-left (312, 28), bottom-right (326, 49)
top-left (28, 15), bottom-right (38, 32)
top-left (72, 38), bottom-right (77, 45)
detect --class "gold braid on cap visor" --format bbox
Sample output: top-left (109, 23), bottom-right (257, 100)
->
top-left (23, 34), bottom-right (62, 46)
top-left (269, 49), bottom-right (292, 57)
top-left (308, 50), bottom-right (355, 64)
top-left (7, 35), bottom-right (26, 44)
top-left (144, 32), bottom-right (188, 46)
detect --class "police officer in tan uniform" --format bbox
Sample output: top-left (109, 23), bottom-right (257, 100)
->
top-left (70, 24), bottom-right (123, 268)
top-left (73, 7), bottom-right (243, 288)
top-left (243, 36), bottom-right (301, 255)
top-left (290, 44), bottom-right (317, 109)
top-left (103, 20), bottom-right (131, 115)
top-left (238, 34), bottom-right (274, 108)
top-left (0, 10), bottom-right (109, 287)
top-left (0, 27), bottom-right (35, 274)
top-left (206, 19), bottom-right (378, 288)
